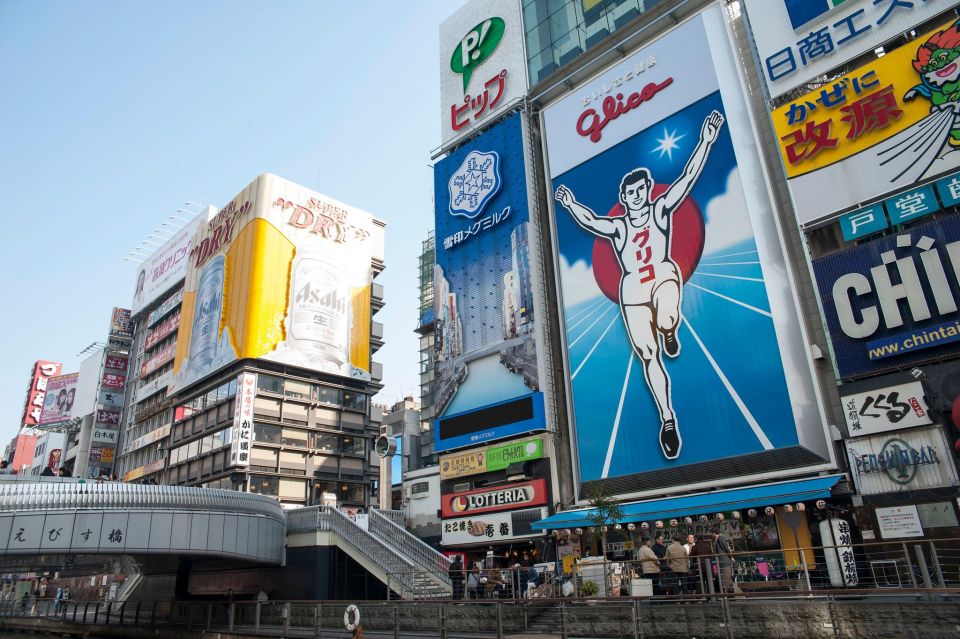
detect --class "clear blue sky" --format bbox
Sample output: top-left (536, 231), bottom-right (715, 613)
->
top-left (0, 0), bottom-right (459, 444)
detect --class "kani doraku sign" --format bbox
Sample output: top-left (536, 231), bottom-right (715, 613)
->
top-left (441, 479), bottom-right (547, 518)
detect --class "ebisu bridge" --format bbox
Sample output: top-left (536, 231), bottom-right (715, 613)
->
top-left (0, 477), bottom-right (450, 601)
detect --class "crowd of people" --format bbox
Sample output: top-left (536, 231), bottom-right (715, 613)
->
top-left (447, 556), bottom-right (541, 600)
top-left (636, 528), bottom-right (735, 595)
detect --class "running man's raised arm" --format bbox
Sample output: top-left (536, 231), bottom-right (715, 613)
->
top-left (555, 185), bottom-right (618, 237)
top-left (660, 110), bottom-right (725, 215)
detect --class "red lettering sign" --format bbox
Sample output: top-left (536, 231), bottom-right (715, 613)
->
top-left (576, 77), bottom-right (674, 143)
top-left (441, 479), bottom-right (547, 519)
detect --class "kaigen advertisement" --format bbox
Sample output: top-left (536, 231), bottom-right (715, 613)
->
top-left (543, 8), bottom-right (827, 488)
top-left (432, 113), bottom-right (545, 452)
top-left (169, 174), bottom-right (385, 394)
top-left (39, 372), bottom-right (78, 426)
top-left (771, 17), bottom-right (960, 227)
top-left (132, 214), bottom-right (203, 317)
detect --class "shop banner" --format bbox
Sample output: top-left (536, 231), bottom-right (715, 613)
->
top-left (109, 307), bottom-right (132, 339)
top-left (439, 0), bottom-right (527, 145)
top-left (440, 436), bottom-right (545, 480)
top-left (230, 372), bottom-right (256, 467)
top-left (98, 390), bottom-right (125, 408)
top-left (876, 504), bottom-right (924, 539)
top-left (101, 373), bottom-right (126, 390)
top-left (543, 7), bottom-right (826, 485)
top-left (771, 18), bottom-right (960, 227)
top-left (147, 288), bottom-right (183, 327)
top-left (846, 426), bottom-right (958, 495)
top-left (95, 409), bottom-right (121, 426)
top-left (140, 342), bottom-right (176, 378)
top-left (123, 424), bottom-right (171, 454)
top-left (840, 380), bottom-right (931, 436)
top-left (742, 0), bottom-right (950, 99)
top-left (819, 518), bottom-right (858, 587)
top-left (144, 312), bottom-right (180, 350)
top-left (441, 507), bottom-right (546, 546)
top-left (441, 479), bottom-right (547, 518)
top-left (813, 215), bottom-right (960, 379)
top-left (39, 373), bottom-right (78, 426)
top-left (105, 355), bottom-right (128, 371)
top-left (133, 370), bottom-right (172, 403)
top-left (91, 427), bottom-right (119, 445)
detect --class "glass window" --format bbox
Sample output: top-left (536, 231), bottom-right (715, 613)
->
top-left (257, 374), bottom-right (284, 394)
top-left (314, 432), bottom-right (339, 453)
top-left (249, 475), bottom-right (279, 496)
top-left (284, 379), bottom-right (311, 400)
top-left (412, 482), bottom-right (430, 494)
top-left (279, 478), bottom-right (305, 499)
top-left (187, 440), bottom-right (199, 459)
top-left (211, 430), bottom-right (224, 450)
top-left (341, 411), bottom-right (364, 430)
top-left (206, 388), bottom-right (218, 406)
top-left (228, 378), bottom-right (237, 397)
top-left (281, 428), bottom-right (308, 447)
top-left (340, 436), bottom-right (364, 455)
top-left (254, 423), bottom-right (281, 445)
top-left (315, 385), bottom-right (341, 405)
top-left (342, 391), bottom-right (366, 412)
top-left (200, 435), bottom-right (212, 455)
top-left (313, 480), bottom-right (365, 503)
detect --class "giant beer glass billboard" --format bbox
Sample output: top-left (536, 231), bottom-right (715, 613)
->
top-left (542, 7), bottom-right (830, 495)
top-left (170, 174), bottom-right (384, 393)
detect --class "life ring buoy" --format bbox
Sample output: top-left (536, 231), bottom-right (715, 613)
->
top-left (344, 604), bottom-right (361, 631)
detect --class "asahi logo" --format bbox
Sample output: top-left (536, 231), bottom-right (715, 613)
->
top-left (296, 282), bottom-right (345, 313)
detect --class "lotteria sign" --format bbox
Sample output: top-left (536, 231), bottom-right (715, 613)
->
top-left (813, 215), bottom-right (960, 379)
top-left (442, 479), bottom-right (547, 518)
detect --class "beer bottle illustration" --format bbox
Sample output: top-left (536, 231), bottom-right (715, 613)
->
top-left (286, 251), bottom-right (350, 369)
top-left (188, 253), bottom-right (225, 375)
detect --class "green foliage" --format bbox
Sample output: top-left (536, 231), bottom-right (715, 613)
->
top-left (585, 484), bottom-right (624, 530)
top-left (578, 580), bottom-right (599, 597)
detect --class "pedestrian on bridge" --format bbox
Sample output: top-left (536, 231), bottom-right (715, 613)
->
top-left (448, 556), bottom-right (464, 600)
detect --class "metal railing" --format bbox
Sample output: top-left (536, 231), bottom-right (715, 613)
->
top-left (369, 508), bottom-right (452, 579)
top-left (0, 478), bottom-right (285, 523)
top-left (288, 506), bottom-right (420, 596)
top-left (375, 508), bottom-right (406, 528)
top-left (3, 594), bottom-right (960, 639)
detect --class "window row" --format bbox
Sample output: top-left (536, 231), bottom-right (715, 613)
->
top-left (251, 423), bottom-right (364, 454)
top-left (168, 427), bottom-right (232, 466)
top-left (175, 378), bottom-right (238, 419)
top-left (256, 374), bottom-right (368, 411)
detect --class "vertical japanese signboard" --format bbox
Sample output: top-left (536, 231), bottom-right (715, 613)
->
top-left (770, 17), bottom-right (960, 227)
top-left (230, 372), bottom-right (257, 467)
top-left (542, 7), bottom-right (829, 492)
top-left (21, 360), bottom-right (63, 427)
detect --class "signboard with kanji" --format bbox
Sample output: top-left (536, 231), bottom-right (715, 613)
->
top-left (230, 372), bottom-right (257, 467)
top-left (771, 18), bottom-right (960, 227)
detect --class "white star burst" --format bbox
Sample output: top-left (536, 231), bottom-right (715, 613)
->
top-left (652, 128), bottom-right (686, 160)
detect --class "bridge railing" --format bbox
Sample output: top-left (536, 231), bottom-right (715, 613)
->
top-left (369, 508), bottom-right (452, 582)
top-left (0, 479), bottom-right (285, 523)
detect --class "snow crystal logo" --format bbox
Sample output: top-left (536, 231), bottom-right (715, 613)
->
top-left (448, 150), bottom-right (502, 218)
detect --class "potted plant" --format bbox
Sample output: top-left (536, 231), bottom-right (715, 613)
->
top-left (578, 580), bottom-right (599, 598)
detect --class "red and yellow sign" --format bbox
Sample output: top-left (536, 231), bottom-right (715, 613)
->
top-left (773, 19), bottom-right (960, 178)
top-left (441, 478), bottom-right (547, 518)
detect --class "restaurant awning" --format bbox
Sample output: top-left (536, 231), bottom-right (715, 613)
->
top-left (532, 475), bottom-right (844, 530)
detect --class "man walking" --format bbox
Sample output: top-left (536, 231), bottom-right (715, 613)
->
top-left (638, 537), bottom-right (661, 595)
top-left (711, 528), bottom-right (734, 593)
top-left (448, 556), bottom-right (465, 600)
top-left (554, 110), bottom-right (725, 459)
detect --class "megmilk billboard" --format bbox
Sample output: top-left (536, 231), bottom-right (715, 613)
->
top-left (542, 7), bottom-right (829, 494)
top-left (433, 113), bottom-right (545, 452)
top-left (170, 174), bottom-right (384, 394)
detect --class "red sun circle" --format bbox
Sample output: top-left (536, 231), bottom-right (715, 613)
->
top-left (591, 183), bottom-right (704, 303)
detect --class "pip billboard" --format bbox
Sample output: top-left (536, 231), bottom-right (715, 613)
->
top-left (433, 114), bottom-right (545, 452)
top-left (771, 17), bottom-right (960, 227)
top-left (543, 8), bottom-right (828, 489)
top-left (812, 214), bottom-right (960, 379)
top-left (38, 373), bottom-right (79, 426)
top-left (169, 174), bottom-right (384, 394)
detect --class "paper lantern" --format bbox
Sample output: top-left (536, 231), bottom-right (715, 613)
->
top-left (614, 524), bottom-right (622, 530)
top-left (716, 513), bottom-right (725, 522)
top-left (683, 517), bottom-right (693, 525)
top-left (641, 522), bottom-right (650, 530)
top-left (732, 511), bottom-right (741, 520)
top-left (655, 520), bottom-right (664, 529)
top-left (784, 504), bottom-right (794, 514)
top-left (699, 515), bottom-right (708, 523)
top-left (816, 499), bottom-right (827, 510)
top-left (669, 519), bottom-right (679, 527)
top-left (796, 503), bottom-right (806, 512)
top-left (764, 506), bottom-right (775, 516)
top-left (747, 509), bottom-right (757, 518)
top-left (575, 528), bottom-right (583, 535)
top-left (627, 523), bottom-right (636, 531)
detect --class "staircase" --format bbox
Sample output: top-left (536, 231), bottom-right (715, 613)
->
top-left (286, 506), bottom-right (452, 600)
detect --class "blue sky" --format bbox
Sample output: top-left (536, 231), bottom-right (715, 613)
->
top-left (0, 0), bottom-right (456, 444)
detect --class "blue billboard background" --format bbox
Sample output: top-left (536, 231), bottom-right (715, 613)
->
top-left (552, 91), bottom-right (800, 483)
top-left (813, 214), bottom-right (960, 380)
top-left (433, 113), bottom-right (544, 452)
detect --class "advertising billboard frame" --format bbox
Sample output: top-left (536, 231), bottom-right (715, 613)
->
top-left (538, 5), bottom-right (834, 504)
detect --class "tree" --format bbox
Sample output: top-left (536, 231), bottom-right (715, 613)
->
top-left (584, 484), bottom-right (624, 596)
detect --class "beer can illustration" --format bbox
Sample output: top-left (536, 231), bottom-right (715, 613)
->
top-left (287, 252), bottom-right (350, 369)
top-left (188, 254), bottom-right (225, 374)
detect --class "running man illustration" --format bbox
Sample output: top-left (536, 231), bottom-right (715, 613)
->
top-left (554, 110), bottom-right (724, 460)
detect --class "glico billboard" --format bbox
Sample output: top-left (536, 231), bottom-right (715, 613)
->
top-left (769, 17), bottom-right (960, 228)
top-left (433, 113), bottom-right (546, 452)
top-left (541, 7), bottom-right (830, 496)
top-left (169, 174), bottom-right (385, 394)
